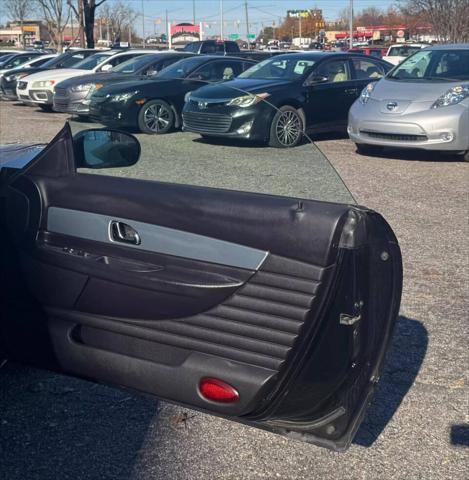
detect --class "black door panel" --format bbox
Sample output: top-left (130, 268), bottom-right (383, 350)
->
top-left (1, 125), bottom-right (402, 451)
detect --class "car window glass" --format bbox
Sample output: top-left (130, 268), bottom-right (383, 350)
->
top-left (188, 61), bottom-right (240, 81)
top-left (239, 57), bottom-right (316, 80)
top-left (434, 51), bottom-right (469, 79)
top-left (67, 55), bottom-right (354, 206)
top-left (30, 56), bottom-right (53, 67)
top-left (352, 58), bottom-right (384, 79)
top-left (316, 60), bottom-right (350, 82)
top-left (388, 46), bottom-right (422, 56)
top-left (73, 53), bottom-right (111, 70)
top-left (226, 43), bottom-right (238, 53)
top-left (157, 56), bottom-right (207, 79)
top-left (59, 53), bottom-right (86, 68)
top-left (201, 43), bottom-right (216, 54)
top-left (390, 49), bottom-right (469, 81)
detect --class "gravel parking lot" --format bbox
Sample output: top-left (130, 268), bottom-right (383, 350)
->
top-left (0, 101), bottom-right (467, 480)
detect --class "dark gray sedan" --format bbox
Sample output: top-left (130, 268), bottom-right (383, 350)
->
top-left (53, 52), bottom-right (194, 116)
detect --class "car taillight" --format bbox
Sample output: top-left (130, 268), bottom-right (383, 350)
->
top-left (199, 378), bottom-right (240, 403)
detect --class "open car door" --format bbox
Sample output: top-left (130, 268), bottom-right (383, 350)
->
top-left (0, 124), bottom-right (401, 452)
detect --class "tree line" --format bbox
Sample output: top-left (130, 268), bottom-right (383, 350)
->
top-left (3, 0), bottom-right (139, 51)
top-left (259, 2), bottom-right (468, 44)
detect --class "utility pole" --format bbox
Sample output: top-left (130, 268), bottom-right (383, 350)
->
top-left (142, 0), bottom-right (145, 48)
top-left (128, 23), bottom-right (132, 45)
top-left (165, 9), bottom-right (169, 49)
top-left (244, 1), bottom-right (249, 43)
top-left (299, 15), bottom-right (302, 47)
top-left (349, 0), bottom-right (353, 49)
top-left (193, 0), bottom-right (196, 25)
top-left (220, 0), bottom-right (224, 40)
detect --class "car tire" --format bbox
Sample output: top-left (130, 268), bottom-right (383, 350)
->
top-left (463, 150), bottom-right (469, 162)
top-left (355, 143), bottom-right (383, 156)
top-left (39, 104), bottom-right (53, 112)
top-left (138, 99), bottom-right (174, 134)
top-left (268, 106), bottom-right (304, 148)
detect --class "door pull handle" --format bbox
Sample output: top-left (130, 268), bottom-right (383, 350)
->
top-left (110, 221), bottom-right (141, 245)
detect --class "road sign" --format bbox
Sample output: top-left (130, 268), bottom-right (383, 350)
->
top-left (247, 34), bottom-right (256, 39)
top-left (229, 34), bottom-right (240, 40)
top-left (397, 30), bottom-right (405, 38)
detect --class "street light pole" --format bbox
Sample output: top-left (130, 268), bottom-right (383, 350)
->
top-left (193, 0), bottom-right (196, 25)
top-left (142, 0), bottom-right (145, 48)
top-left (244, 1), bottom-right (249, 43)
top-left (349, 0), bottom-right (353, 49)
top-left (220, 0), bottom-right (224, 40)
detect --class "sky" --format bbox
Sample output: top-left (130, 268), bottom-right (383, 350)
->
top-left (0, 0), bottom-right (397, 38)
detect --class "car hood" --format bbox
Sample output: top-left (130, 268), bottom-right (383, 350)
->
top-left (93, 78), bottom-right (174, 97)
top-left (57, 72), bottom-right (134, 89)
top-left (0, 143), bottom-right (45, 170)
top-left (371, 78), bottom-right (462, 102)
top-left (23, 68), bottom-right (90, 83)
top-left (189, 78), bottom-right (293, 100)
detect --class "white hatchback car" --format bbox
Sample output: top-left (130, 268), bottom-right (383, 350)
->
top-left (348, 44), bottom-right (469, 160)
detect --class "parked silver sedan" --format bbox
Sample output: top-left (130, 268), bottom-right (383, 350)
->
top-left (348, 44), bottom-right (469, 160)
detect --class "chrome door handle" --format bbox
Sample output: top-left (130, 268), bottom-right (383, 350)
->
top-left (110, 221), bottom-right (141, 245)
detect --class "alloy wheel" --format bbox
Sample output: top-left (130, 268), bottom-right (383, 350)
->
top-left (143, 103), bottom-right (171, 132)
top-left (275, 110), bottom-right (302, 147)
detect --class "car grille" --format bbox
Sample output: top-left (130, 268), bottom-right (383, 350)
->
top-left (54, 87), bottom-right (68, 97)
top-left (17, 81), bottom-right (27, 90)
top-left (19, 94), bottom-right (30, 100)
top-left (53, 99), bottom-right (71, 111)
top-left (361, 130), bottom-right (428, 142)
top-left (183, 111), bottom-right (232, 134)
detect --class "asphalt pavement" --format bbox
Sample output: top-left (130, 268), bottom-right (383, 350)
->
top-left (0, 102), bottom-right (467, 480)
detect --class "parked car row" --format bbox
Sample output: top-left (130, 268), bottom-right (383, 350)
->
top-left (2, 44), bottom-right (468, 159)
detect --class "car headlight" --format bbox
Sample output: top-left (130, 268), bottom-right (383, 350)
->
top-left (184, 91), bottom-right (193, 102)
top-left (227, 92), bottom-right (270, 108)
top-left (359, 82), bottom-right (375, 104)
top-left (5, 72), bottom-right (28, 82)
top-left (432, 85), bottom-right (469, 109)
top-left (70, 83), bottom-right (95, 93)
top-left (107, 91), bottom-right (139, 103)
top-left (32, 79), bottom-right (56, 88)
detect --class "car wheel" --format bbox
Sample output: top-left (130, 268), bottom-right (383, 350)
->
top-left (39, 104), bottom-right (53, 112)
top-left (463, 150), bottom-right (469, 161)
top-left (355, 143), bottom-right (383, 156)
top-left (138, 99), bottom-right (174, 134)
top-left (268, 106), bottom-right (304, 148)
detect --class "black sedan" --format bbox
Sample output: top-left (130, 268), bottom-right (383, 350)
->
top-left (53, 52), bottom-right (194, 116)
top-left (182, 52), bottom-right (392, 147)
top-left (89, 55), bottom-right (256, 134)
top-left (0, 49), bottom-right (98, 100)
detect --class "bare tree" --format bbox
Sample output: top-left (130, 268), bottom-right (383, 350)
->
top-left (35, 0), bottom-right (71, 52)
top-left (400, 0), bottom-right (469, 42)
top-left (98, 0), bottom-right (138, 43)
top-left (4, 0), bottom-right (32, 48)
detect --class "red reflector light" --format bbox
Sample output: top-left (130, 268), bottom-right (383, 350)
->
top-left (199, 378), bottom-right (240, 403)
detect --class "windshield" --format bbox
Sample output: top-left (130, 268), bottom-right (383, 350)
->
top-left (0, 54), bottom-right (15, 66)
top-left (156, 56), bottom-right (208, 79)
top-left (389, 49), bottom-right (469, 81)
top-left (73, 53), bottom-right (111, 70)
top-left (239, 56), bottom-right (316, 80)
top-left (112, 55), bottom-right (156, 74)
top-left (387, 46), bottom-right (423, 57)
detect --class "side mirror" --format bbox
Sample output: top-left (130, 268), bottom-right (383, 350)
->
top-left (304, 75), bottom-right (328, 86)
top-left (73, 129), bottom-right (140, 169)
top-left (100, 63), bottom-right (113, 72)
